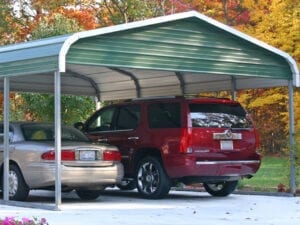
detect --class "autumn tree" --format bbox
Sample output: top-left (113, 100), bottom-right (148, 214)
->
top-left (238, 88), bottom-right (289, 154)
top-left (16, 2), bottom-right (96, 124)
top-left (0, 1), bottom-right (96, 124)
top-left (183, 0), bottom-right (250, 26)
top-left (242, 0), bottom-right (300, 62)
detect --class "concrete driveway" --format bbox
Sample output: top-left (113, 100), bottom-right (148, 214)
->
top-left (0, 189), bottom-right (299, 225)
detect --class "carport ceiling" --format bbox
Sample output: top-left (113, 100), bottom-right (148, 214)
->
top-left (0, 11), bottom-right (299, 101)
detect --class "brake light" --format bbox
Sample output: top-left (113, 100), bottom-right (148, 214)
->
top-left (180, 128), bottom-right (193, 153)
top-left (41, 150), bottom-right (76, 161)
top-left (254, 128), bottom-right (260, 150)
top-left (103, 150), bottom-right (122, 161)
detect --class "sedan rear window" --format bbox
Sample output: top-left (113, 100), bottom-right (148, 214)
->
top-left (22, 124), bottom-right (89, 142)
top-left (189, 103), bottom-right (252, 128)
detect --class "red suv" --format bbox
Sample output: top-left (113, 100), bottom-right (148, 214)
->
top-left (76, 96), bottom-right (261, 199)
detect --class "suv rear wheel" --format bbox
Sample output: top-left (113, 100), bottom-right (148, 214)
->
top-left (136, 156), bottom-right (170, 199)
top-left (203, 180), bottom-right (238, 197)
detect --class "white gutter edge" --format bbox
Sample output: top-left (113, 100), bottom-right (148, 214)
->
top-left (58, 10), bottom-right (299, 87)
top-left (0, 34), bottom-right (71, 53)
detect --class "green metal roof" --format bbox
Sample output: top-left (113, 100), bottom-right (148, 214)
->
top-left (0, 11), bottom-right (299, 101)
top-left (68, 18), bottom-right (290, 79)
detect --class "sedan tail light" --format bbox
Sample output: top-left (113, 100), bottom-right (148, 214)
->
top-left (41, 150), bottom-right (75, 161)
top-left (103, 150), bottom-right (122, 161)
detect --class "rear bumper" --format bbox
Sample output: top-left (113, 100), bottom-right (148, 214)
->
top-left (165, 155), bottom-right (261, 180)
top-left (23, 162), bottom-right (124, 189)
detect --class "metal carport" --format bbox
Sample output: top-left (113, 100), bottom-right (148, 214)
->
top-left (0, 11), bottom-right (299, 209)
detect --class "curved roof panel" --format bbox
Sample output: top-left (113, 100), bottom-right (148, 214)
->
top-left (0, 11), bottom-right (298, 101)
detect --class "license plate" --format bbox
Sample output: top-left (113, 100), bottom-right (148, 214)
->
top-left (79, 150), bottom-right (96, 161)
top-left (220, 140), bottom-right (233, 150)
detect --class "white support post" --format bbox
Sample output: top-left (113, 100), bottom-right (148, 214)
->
top-left (54, 71), bottom-right (62, 209)
top-left (288, 80), bottom-right (297, 196)
top-left (3, 77), bottom-right (10, 201)
top-left (231, 76), bottom-right (237, 100)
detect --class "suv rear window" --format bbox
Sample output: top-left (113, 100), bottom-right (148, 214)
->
top-left (148, 103), bottom-right (181, 128)
top-left (189, 103), bottom-right (252, 128)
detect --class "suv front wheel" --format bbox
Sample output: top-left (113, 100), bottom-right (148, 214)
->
top-left (203, 180), bottom-right (238, 197)
top-left (136, 156), bottom-right (171, 199)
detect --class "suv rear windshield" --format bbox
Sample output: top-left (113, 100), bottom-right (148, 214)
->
top-left (189, 103), bottom-right (252, 128)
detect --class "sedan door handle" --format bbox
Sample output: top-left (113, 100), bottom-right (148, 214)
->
top-left (128, 136), bottom-right (139, 140)
top-left (98, 138), bottom-right (108, 142)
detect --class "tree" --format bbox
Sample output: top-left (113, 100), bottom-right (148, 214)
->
top-left (242, 0), bottom-right (300, 62)
top-left (184, 0), bottom-right (250, 26)
top-left (30, 12), bottom-right (82, 39)
top-left (238, 88), bottom-right (289, 154)
top-left (19, 93), bottom-right (95, 124)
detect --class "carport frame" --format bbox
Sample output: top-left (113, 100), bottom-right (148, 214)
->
top-left (1, 11), bottom-right (299, 210)
top-left (2, 72), bottom-right (63, 210)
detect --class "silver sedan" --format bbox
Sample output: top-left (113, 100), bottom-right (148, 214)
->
top-left (0, 122), bottom-right (124, 201)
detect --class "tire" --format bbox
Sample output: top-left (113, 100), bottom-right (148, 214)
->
top-left (4, 164), bottom-right (30, 201)
top-left (117, 180), bottom-right (136, 191)
top-left (203, 180), bottom-right (238, 197)
top-left (75, 189), bottom-right (102, 200)
top-left (136, 156), bottom-right (171, 199)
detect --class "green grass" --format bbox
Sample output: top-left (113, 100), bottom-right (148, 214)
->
top-left (239, 156), bottom-right (300, 192)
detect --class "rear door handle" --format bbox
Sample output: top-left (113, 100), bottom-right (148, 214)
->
top-left (128, 136), bottom-right (139, 140)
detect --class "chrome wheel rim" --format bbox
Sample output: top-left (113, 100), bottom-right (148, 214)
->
top-left (9, 170), bottom-right (18, 197)
top-left (137, 162), bottom-right (159, 195)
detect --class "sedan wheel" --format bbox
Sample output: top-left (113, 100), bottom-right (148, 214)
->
top-left (136, 156), bottom-right (170, 199)
top-left (203, 180), bottom-right (238, 197)
top-left (75, 189), bottom-right (102, 200)
top-left (6, 164), bottom-right (29, 201)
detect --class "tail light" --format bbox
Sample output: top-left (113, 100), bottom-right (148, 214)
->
top-left (254, 128), bottom-right (260, 150)
top-left (42, 149), bottom-right (122, 161)
top-left (41, 150), bottom-right (75, 161)
top-left (179, 128), bottom-right (193, 154)
top-left (103, 150), bottom-right (122, 161)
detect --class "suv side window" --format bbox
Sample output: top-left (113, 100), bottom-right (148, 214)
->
top-left (87, 107), bottom-right (116, 132)
top-left (148, 103), bottom-right (181, 128)
top-left (116, 105), bottom-right (141, 130)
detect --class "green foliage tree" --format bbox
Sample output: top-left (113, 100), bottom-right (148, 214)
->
top-left (19, 93), bottom-right (95, 124)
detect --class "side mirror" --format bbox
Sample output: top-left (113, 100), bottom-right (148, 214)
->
top-left (74, 122), bottom-right (85, 131)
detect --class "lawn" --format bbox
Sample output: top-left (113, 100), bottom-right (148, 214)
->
top-left (239, 156), bottom-right (300, 192)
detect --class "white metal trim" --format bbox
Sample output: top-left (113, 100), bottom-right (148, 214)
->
top-left (54, 71), bottom-right (62, 209)
top-left (3, 77), bottom-right (10, 201)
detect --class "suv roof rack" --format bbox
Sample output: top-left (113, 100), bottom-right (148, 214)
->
top-left (185, 95), bottom-right (232, 101)
top-left (131, 96), bottom-right (182, 101)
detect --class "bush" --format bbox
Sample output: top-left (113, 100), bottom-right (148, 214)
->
top-left (0, 216), bottom-right (48, 225)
